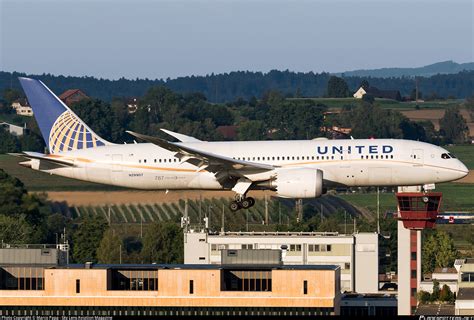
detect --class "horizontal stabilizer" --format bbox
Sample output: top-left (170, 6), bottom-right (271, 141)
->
top-left (11, 152), bottom-right (75, 167)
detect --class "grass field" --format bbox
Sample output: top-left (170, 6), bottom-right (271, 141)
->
top-left (339, 183), bottom-right (474, 213)
top-left (445, 145), bottom-right (474, 169)
top-left (290, 97), bottom-right (463, 111)
top-left (0, 113), bottom-right (32, 126)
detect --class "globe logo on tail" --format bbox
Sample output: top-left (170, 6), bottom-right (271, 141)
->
top-left (49, 111), bottom-right (106, 154)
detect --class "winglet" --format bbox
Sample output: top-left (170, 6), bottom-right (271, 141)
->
top-left (160, 128), bottom-right (203, 143)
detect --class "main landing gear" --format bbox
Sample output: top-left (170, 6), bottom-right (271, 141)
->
top-left (229, 195), bottom-right (255, 212)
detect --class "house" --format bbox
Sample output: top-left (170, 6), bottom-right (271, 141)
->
top-left (59, 89), bottom-right (89, 106)
top-left (0, 122), bottom-right (25, 136)
top-left (216, 125), bottom-right (238, 140)
top-left (420, 267), bottom-right (459, 294)
top-left (11, 99), bottom-right (33, 116)
top-left (126, 97), bottom-right (139, 114)
top-left (353, 86), bottom-right (402, 101)
top-left (353, 87), bottom-right (367, 99)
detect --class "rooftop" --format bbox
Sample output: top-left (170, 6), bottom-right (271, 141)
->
top-left (203, 231), bottom-right (346, 237)
top-left (433, 267), bottom-right (457, 274)
top-left (457, 288), bottom-right (474, 300)
top-left (58, 263), bottom-right (340, 271)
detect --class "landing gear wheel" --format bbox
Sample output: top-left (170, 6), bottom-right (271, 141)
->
top-left (241, 198), bottom-right (252, 209)
top-left (229, 201), bottom-right (241, 212)
top-left (247, 197), bottom-right (255, 207)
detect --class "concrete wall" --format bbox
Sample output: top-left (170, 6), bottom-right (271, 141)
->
top-left (0, 267), bottom-right (339, 312)
top-left (397, 221), bottom-right (411, 316)
top-left (354, 233), bottom-right (379, 293)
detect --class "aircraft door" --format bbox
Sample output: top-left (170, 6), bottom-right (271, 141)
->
top-left (109, 154), bottom-right (123, 183)
top-left (412, 149), bottom-right (424, 165)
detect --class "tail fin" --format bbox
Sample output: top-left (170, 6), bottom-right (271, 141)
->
top-left (18, 77), bottom-right (112, 154)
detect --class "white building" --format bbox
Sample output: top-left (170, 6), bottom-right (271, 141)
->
top-left (11, 100), bottom-right (33, 116)
top-left (455, 258), bottom-right (474, 315)
top-left (419, 267), bottom-right (459, 294)
top-left (353, 87), bottom-right (367, 99)
top-left (184, 230), bottom-right (379, 293)
top-left (0, 122), bottom-right (24, 136)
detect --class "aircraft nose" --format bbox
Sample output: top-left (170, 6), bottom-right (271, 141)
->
top-left (456, 160), bottom-right (469, 179)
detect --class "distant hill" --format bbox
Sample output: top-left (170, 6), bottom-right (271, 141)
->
top-left (1, 68), bottom-right (473, 103)
top-left (338, 60), bottom-right (474, 78)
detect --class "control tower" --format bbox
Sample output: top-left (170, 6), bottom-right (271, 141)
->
top-left (396, 186), bottom-right (442, 315)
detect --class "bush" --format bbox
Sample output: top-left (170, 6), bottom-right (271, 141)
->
top-left (439, 284), bottom-right (454, 303)
top-left (417, 290), bottom-right (431, 304)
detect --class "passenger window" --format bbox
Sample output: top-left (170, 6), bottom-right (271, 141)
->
top-left (441, 153), bottom-right (450, 159)
top-left (448, 153), bottom-right (457, 159)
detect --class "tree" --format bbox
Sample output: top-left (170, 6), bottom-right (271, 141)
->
top-left (327, 76), bottom-right (350, 98)
top-left (0, 214), bottom-right (34, 243)
top-left (430, 280), bottom-right (440, 302)
top-left (439, 107), bottom-right (468, 144)
top-left (439, 284), bottom-right (454, 303)
top-left (97, 229), bottom-right (125, 264)
top-left (417, 290), bottom-right (430, 304)
top-left (72, 214), bottom-right (108, 263)
top-left (141, 222), bottom-right (183, 264)
top-left (2, 88), bottom-right (23, 106)
top-left (360, 80), bottom-right (369, 90)
top-left (422, 230), bottom-right (458, 274)
top-left (0, 127), bottom-right (20, 153)
top-left (237, 120), bottom-right (266, 140)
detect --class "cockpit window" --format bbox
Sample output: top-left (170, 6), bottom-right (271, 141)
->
top-left (448, 153), bottom-right (457, 159)
top-left (441, 153), bottom-right (450, 159)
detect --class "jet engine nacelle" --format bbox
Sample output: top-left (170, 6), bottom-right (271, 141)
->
top-left (273, 168), bottom-right (323, 198)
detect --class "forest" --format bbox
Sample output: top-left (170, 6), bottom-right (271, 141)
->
top-left (0, 69), bottom-right (473, 103)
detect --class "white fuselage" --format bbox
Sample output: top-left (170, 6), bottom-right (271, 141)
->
top-left (33, 139), bottom-right (468, 192)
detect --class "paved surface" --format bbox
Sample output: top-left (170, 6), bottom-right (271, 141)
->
top-left (415, 304), bottom-right (455, 316)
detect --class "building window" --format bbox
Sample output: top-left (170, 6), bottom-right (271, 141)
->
top-left (241, 244), bottom-right (253, 250)
top-left (199, 257), bottom-right (205, 260)
top-left (411, 270), bottom-right (417, 279)
top-left (461, 272), bottom-right (474, 282)
top-left (110, 270), bottom-right (158, 291)
top-left (289, 244), bottom-right (302, 252)
top-left (308, 244), bottom-right (331, 252)
top-left (189, 280), bottom-right (194, 294)
top-left (76, 279), bottom-right (80, 293)
top-left (221, 270), bottom-right (272, 292)
top-left (411, 288), bottom-right (416, 297)
top-left (303, 280), bottom-right (308, 295)
top-left (411, 252), bottom-right (417, 260)
top-left (344, 263), bottom-right (350, 270)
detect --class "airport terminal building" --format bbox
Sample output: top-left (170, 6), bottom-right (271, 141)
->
top-left (184, 231), bottom-right (379, 293)
top-left (0, 245), bottom-right (341, 316)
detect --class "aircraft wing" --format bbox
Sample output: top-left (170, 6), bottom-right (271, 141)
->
top-left (126, 130), bottom-right (276, 173)
top-left (160, 128), bottom-right (203, 143)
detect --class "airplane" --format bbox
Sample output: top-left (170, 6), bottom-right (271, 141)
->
top-left (14, 77), bottom-right (469, 211)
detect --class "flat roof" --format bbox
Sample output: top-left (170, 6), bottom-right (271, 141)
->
top-left (457, 288), bottom-right (474, 301)
top-left (56, 263), bottom-right (340, 271)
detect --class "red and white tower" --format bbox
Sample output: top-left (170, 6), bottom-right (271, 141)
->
top-left (396, 187), bottom-right (442, 315)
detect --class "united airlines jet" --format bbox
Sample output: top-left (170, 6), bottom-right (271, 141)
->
top-left (15, 78), bottom-right (468, 211)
